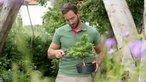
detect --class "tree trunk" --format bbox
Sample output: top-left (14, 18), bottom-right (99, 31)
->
top-left (143, 0), bottom-right (146, 34)
top-left (0, 0), bottom-right (24, 53)
top-left (103, 0), bottom-right (138, 77)
top-left (0, 1), bottom-right (4, 12)
top-left (139, 0), bottom-right (146, 82)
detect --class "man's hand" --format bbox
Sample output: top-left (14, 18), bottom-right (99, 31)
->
top-left (92, 61), bottom-right (99, 72)
top-left (55, 50), bottom-right (65, 58)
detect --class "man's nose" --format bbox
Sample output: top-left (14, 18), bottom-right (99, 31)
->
top-left (69, 20), bottom-right (73, 24)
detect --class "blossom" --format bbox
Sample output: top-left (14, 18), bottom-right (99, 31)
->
top-left (128, 40), bottom-right (143, 58)
top-left (107, 48), bottom-right (115, 55)
top-left (124, 31), bottom-right (130, 38)
top-left (141, 41), bottom-right (146, 57)
top-left (105, 38), bottom-right (116, 49)
top-left (0, 0), bottom-right (4, 5)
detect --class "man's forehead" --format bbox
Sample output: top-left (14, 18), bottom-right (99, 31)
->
top-left (64, 11), bottom-right (76, 19)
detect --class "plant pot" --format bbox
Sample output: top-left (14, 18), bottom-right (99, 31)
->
top-left (76, 62), bottom-right (96, 73)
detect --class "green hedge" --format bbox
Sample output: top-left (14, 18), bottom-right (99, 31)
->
top-left (0, 27), bottom-right (58, 81)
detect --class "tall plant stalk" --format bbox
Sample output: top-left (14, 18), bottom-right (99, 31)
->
top-left (25, 2), bottom-right (34, 47)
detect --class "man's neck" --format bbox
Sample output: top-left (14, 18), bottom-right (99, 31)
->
top-left (74, 21), bottom-right (82, 31)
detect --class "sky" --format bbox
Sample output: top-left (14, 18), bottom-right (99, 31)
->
top-left (19, 1), bottom-right (52, 26)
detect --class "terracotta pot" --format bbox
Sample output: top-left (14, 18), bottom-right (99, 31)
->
top-left (76, 62), bottom-right (96, 73)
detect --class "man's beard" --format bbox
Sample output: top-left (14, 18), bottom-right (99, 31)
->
top-left (70, 16), bottom-right (80, 29)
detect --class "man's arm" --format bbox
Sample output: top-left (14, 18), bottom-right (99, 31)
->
top-left (94, 44), bottom-right (104, 71)
top-left (48, 43), bottom-right (65, 59)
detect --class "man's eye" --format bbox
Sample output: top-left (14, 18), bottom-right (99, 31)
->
top-left (71, 17), bottom-right (75, 20)
top-left (66, 19), bottom-right (69, 22)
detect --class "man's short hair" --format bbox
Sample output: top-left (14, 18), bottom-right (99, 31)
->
top-left (61, 3), bottom-right (78, 15)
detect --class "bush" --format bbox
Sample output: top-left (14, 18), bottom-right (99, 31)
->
top-left (0, 27), bottom-right (58, 81)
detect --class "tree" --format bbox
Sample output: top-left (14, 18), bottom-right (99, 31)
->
top-left (0, 0), bottom-right (24, 53)
top-left (139, 0), bottom-right (146, 81)
top-left (103, 0), bottom-right (139, 77)
top-left (143, 0), bottom-right (146, 33)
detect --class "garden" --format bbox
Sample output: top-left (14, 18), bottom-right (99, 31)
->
top-left (0, 0), bottom-right (145, 82)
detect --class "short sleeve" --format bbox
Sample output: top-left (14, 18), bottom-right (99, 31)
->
top-left (93, 31), bottom-right (101, 46)
top-left (52, 29), bottom-right (61, 46)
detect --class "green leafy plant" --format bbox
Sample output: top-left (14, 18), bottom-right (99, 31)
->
top-left (68, 34), bottom-right (95, 66)
top-left (0, 23), bottom-right (57, 81)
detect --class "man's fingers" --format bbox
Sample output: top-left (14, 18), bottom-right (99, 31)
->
top-left (92, 61), bottom-right (96, 64)
top-left (55, 50), bottom-right (65, 58)
top-left (60, 50), bottom-right (65, 55)
top-left (95, 63), bottom-right (99, 72)
top-left (92, 60), bottom-right (99, 72)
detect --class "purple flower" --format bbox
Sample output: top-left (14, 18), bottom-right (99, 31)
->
top-left (105, 38), bottom-right (116, 49)
top-left (128, 40), bottom-right (142, 58)
top-left (141, 51), bottom-right (146, 57)
top-left (107, 49), bottom-right (115, 55)
top-left (141, 41), bottom-right (146, 56)
top-left (124, 31), bottom-right (130, 38)
top-left (0, 0), bottom-right (4, 5)
top-left (142, 42), bottom-right (146, 50)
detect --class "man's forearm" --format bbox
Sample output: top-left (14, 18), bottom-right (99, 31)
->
top-left (95, 45), bottom-right (104, 66)
top-left (96, 52), bottom-right (103, 66)
top-left (48, 49), bottom-right (56, 59)
top-left (48, 48), bottom-right (65, 59)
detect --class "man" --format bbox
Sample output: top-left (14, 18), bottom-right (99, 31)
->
top-left (48, 3), bottom-right (103, 82)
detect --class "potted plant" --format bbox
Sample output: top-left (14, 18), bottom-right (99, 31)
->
top-left (68, 34), bottom-right (96, 73)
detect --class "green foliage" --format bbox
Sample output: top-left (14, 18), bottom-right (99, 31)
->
top-left (41, 0), bottom-right (144, 35)
top-left (0, 29), bottom-right (22, 77)
top-left (95, 54), bottom-right (125, 81)
top-left (42, 0), bottom-right (66, 34)
top-left (126, 0), bottom-right (144, 33)
top-left (0, 0), bottom-right (144, 81)
top-left (35, 0), bottom-right (48, 6)
top-left (68, 34), bottom-right (95, 65)
top-left (27, 36), bottom-right (58, 77)
top-left (0, 25), bottom-right (58, 81)
top-left (43, 9), bottom-right (65, 34)
top-left (42, 0), bottom-right (78, 34)
top-left (80, 0), bottom-right (111, 34)
top-left (41, 0), bottom-right (111, 34)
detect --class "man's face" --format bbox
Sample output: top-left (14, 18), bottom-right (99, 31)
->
top-left (63, 10), bottom-right (80, 29)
